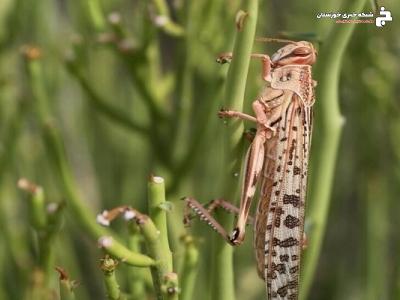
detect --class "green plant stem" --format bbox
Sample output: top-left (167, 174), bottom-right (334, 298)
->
top-left (366, 177), bottom-right (388, 300)
top-left (66, 46), bottom-right (170, 168)
top-left (151, 0), bottom-right (184, 36)
top-left (179, 235), bottom-right (199, 300)
top-left (211, 2), bottom-right (259, 300)
top-left (58, 272), bottom-right (76, 300)
top-left (24, 47), bottom-right (155, 268)
top-left (18, 179), bottom-right (63, 285)
top-left (103, 272), bottom-right (122, 300)
top-left (105, 37), bottom-right (167, 124)
top-left (129, 177), bottom-right (175, 300)
top-left (170, 9), bottom-right (193, 164)
top-left (99, 16), bottom-right (173, 169)
top-left (21, 181), bottom-right (47, 230)
top-left (299, 0), bottom-right (368, 298)
top-left (127, 223), bottom-right (147, 299)
top-left (59, 279), bottom-right (75, 300)
top-left (101, 256), bottom-right (127, 300)
top-left (65, 58), bottom-right (148, 136)
top-left (38, 202), bottom-right (64, 285)
top-left (148, 176), bottom-right (173, 271)
top-left (161, 272), bottom-right (179, 300)
top-left (86, 0), bottom-right (106, 31)
top-left (56, 267), bottom-right (77, 300)
top-left (134, 211), bottom-right (172, 300)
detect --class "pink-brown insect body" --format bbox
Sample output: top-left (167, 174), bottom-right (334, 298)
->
top-left (271, 41), bottom-right (317, 66)
top-left (182, 41), bottom-right (317, 300)
top-left (250, 42), bottom-right (316, 299)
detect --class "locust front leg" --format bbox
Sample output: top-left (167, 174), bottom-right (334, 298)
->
top-left (218, 101), bottom-right (276, 137)
top-left (217, 53), bottom-right (273, 82)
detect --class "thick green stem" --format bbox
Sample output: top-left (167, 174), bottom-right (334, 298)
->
top-left (59, 279), bottom-right (75, 300)
top-left (101, 256), bottom-right (127, 300)
top-left (179, 235), bottom-right (199, 300)
top-left (148, 176), bottom-right (173, 270)
top-left (138, 176), bottom-right (175, 300)
top-left (161, 272), bottom-right (179, 300)
top-left (56, 267), bottom-right (76, 300)
top-left (365, 177), bottom-right (388, 300)
top-left (300, 0), bottom-right (368, 298)
top-left (86, 0), bottom-right (106, 31)
top-left (134, 211), bottom-right (172, 300)
top-left (211, 2), bottom-right (259, 300)
top-left (23, 47), bottom-right (155, 268)
top-left (127, 223), bottom-right (147, 299)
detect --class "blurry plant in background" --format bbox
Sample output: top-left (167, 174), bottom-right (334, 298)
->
top-left (0, 0), bottom-right (399, 299)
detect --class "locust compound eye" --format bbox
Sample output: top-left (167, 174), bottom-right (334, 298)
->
top-left (292, 47), bottom-right (312, 56)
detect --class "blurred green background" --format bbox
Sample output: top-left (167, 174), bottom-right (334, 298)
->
top-left (0, 0), bottom-right (399, 299)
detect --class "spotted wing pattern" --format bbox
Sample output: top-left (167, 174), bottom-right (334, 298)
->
top-left (254, 65), bottom-right (314, 300)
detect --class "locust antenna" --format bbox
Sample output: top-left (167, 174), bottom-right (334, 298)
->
top-left (256, 37), bottom-right (297, 44)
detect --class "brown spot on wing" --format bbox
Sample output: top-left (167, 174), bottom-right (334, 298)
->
top-left (283, 194), bottom-right (301, 207)
top-left (284, 215), bottom-right (301, 229)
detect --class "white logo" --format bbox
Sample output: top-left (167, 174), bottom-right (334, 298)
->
top-left (376, 7), bottom-right (392, 27)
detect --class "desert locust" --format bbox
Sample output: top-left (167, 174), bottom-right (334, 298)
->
top-left (184, 39), bottom-right (317, 299)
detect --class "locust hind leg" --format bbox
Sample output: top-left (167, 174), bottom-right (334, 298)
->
top-left (183, 197), bottom-right (253, 245)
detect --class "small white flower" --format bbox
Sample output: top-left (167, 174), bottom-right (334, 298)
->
top-left (154, 16), bottom-right (169, 27)
top-left (96, 210), bottom-right (110, 226)
top-left (108, 12), bottom-right (121, 24)
top-left (123, 210), bottom-right (136, 221)
top-left (47, 202), bottom-right (59, 213)
top-left (98, 236), bottom-right (113, 248)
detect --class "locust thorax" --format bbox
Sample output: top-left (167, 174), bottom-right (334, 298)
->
top-left (271, 41), bottom-right (317, 66)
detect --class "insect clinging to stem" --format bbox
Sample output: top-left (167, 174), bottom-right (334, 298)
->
top-left (183, 38), bottom-right (317, 299)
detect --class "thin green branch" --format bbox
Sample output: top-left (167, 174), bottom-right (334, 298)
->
top-left (96, 202), bottom-right (177, 300)
top-left (86, 0), bottom-right (106, 31)
top-left (127, 223), bottom-right (147, 299)
top-left (127, 208), bottom-right (175, 300)
top-left (100, 256), bottom-right (127, 300)
top-left (23, 46), bottom-right (155, 268)
top-left (148, 175), bottom-right (173, 272)
top-left (65, 56), bottom-right (148, 136)
top-left (300, 0), bottom-right (368, 298)
top-left (56, 267), bottom-right (77, 300)
top-left (365, 177), bottom-right (388, 300)
top-left (95, 23), bottom-right (173, 167)
top-left (168, 0), bottom-right (202, 163)
top-left (151, 0), bottom-right (184, 36)
top-left (179, 235), bottom-right (199, 300)
top-left (97, 20), bottom-right (168, 123)
top-left (145, 176), bottom-right (175, 299)
top-left (211, 2), bottom-right (259, 300)
top-left (17, 178), bottom-right (64, 285)
top-left (18, 179), bottom-right (47, 230)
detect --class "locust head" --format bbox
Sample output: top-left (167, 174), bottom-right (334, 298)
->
top-left (271, 41), bottom-right (316, 66)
